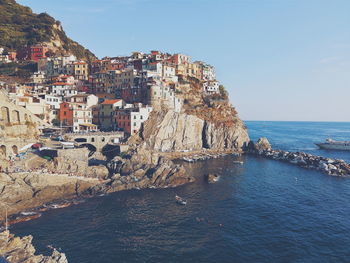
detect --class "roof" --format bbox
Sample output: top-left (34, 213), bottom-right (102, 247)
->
top-left (101, 99), bottom-right (121, 105)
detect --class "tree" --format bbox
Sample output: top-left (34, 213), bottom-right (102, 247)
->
top-left (219, 85), bottom-right (228, 98)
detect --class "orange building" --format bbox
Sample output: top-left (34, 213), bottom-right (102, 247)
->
top-left (58, 102), bottom-right (73, 127)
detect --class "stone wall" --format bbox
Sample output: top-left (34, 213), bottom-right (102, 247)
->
top-left (52, 148), bottom-right (109, 179)
top-left (0, 91), bottom-right (46, 136)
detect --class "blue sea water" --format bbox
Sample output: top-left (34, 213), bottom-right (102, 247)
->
top-left (11, 121), bottom-right (350, 263)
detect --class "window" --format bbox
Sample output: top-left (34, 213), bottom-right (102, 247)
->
top-left (134, 122), bottom-right (136, 126)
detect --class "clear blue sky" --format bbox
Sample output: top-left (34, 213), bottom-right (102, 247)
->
top-left (18, 0), bottom-right (350, 122)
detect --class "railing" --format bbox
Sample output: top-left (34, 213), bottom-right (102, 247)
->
top-left (64, 131), bottom-right (124, 136)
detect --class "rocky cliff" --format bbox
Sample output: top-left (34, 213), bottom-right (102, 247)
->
top-left (0, 231), bottom-right (67, 263)
top-left (134, 78), bottom-right (249, 153)
top-left (138, 109), bottom-right (249, 152)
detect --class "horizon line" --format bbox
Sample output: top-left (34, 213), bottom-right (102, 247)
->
top-left (243, 120), bottom-right (350, 123)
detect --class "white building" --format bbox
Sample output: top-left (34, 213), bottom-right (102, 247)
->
top-left (0, 55), bottom-right (10, 64)
top-left (50, 82), bottom-right (76, 96)
top-left (148, 81), bottom-right (182, 112)
top-left (202, 64), bottom-right (216, 81)
top-left (31, 71), bottom-right (46, 84)
top-left (162, 64), bottom-right (178, 82)
top-left (46, 55), bottom-right (77, 77)
top-left (71, 104), bottom-right (95, 132)
top-left (130, 105), bottom-right (153, 135)
top-left (203, 81), bottom-right (220, 94)
top-left (39, 94), bottom-right (62, 125)
top-left (66, 94), bottom-right (98, 108)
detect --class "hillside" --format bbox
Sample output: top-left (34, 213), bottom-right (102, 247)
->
top-left (0, 0), bottom-right (96, 60)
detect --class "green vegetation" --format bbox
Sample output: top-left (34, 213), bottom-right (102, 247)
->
top-left (0, 0), bottom-right (95, 60)
top-left (219, 85), bottom-right (228, 98)
top-left (0, 61), bottom-right (37, 78)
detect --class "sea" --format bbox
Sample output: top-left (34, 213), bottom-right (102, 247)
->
top-left (10, 121), bottom-right (350, 263)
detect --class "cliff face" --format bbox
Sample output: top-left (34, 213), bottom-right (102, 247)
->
top-left (139, 109), bottom-right (249, 152)
top-left (136, 78), bottom-right (250, 153)
top-left (0, 0), bottom-right (96, 60)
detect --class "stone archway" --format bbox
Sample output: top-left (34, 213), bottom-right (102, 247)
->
top-left (0, 145), bottom-right (6, 157)
top-left (1, 107), bottom-right (10, 123)
top-left (11, 110), bottom-right (20, 124)
top-left (74, 138), bottom-right (87, 143)
top-left (12, 145), bottom-right (18, 155)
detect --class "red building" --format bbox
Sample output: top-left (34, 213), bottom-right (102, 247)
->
top-left (58, 102), bottom-right (73, 127)
top-left (17, 45), bottom-right (49, 61)
top-left (115, 109), bottom-right (131, 134)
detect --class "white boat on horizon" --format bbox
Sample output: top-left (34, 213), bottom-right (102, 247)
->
top-left (315, 138), bottom-right (350, 151)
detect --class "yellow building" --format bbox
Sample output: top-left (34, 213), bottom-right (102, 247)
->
top-left (73, 61), bottom-right (89, 80)
top-left (176, 62), bottom-right (202, 80)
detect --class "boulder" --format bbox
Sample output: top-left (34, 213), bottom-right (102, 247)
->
top-left (86, 165), bottom-right (109, 179)
top-left (205, 173), bottom-right (220, 183)
top-left (254, 137), bottom-right (271, 152)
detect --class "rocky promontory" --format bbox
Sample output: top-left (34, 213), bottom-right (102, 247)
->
top-left (0, 231), bottom-right (67, 263)
top-left (132, 78), bottom-right (250, 154)
top-left (137, 109), bottom-right (249, 153)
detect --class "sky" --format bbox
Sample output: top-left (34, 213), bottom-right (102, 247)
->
top-left (18, 0), bottom-right (350, 122)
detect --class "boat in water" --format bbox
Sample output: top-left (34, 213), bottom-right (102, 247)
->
top-left (175, 195), bottom-right (187, 205)
top-left (315, 138), bottom-right (350, 151)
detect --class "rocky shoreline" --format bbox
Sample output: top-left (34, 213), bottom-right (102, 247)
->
top-left (251, 137), bottom-right (350, 177)
top-left (181, 152), bottom-right (231, 162)
top-left (0, 230), bottom-right (67, 263)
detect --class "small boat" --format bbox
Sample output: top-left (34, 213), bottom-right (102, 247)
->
top-left (175, 195), bottom-right (187, 205)
top-left (315, 138), bottom-right (350, 151)
top-left (20, 211), bottom-right (38, 216)
top-left (8, 213), bottom-right (41, 225)
top-left (49, 203), bottom-right (71, 209)
top-left (233, 161), bottom-right (244, 165)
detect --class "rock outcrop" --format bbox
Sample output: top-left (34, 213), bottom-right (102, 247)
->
top-left (49, 148), bottom-right (109, 179)
top-left (0, 172), bottom-right (101, 218)
top-left (205, 173), bottom-right (220, 183)
top-left (100, 149), bottom-right (194, 194)
top-left (253, 137), bottom-right (271, 152)
top-left (251, 137), bottom-right (350, 177)
top-left (137, 109), bottom-right (249, 153)
top-left (0, 231), bottom-right (67, 263)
